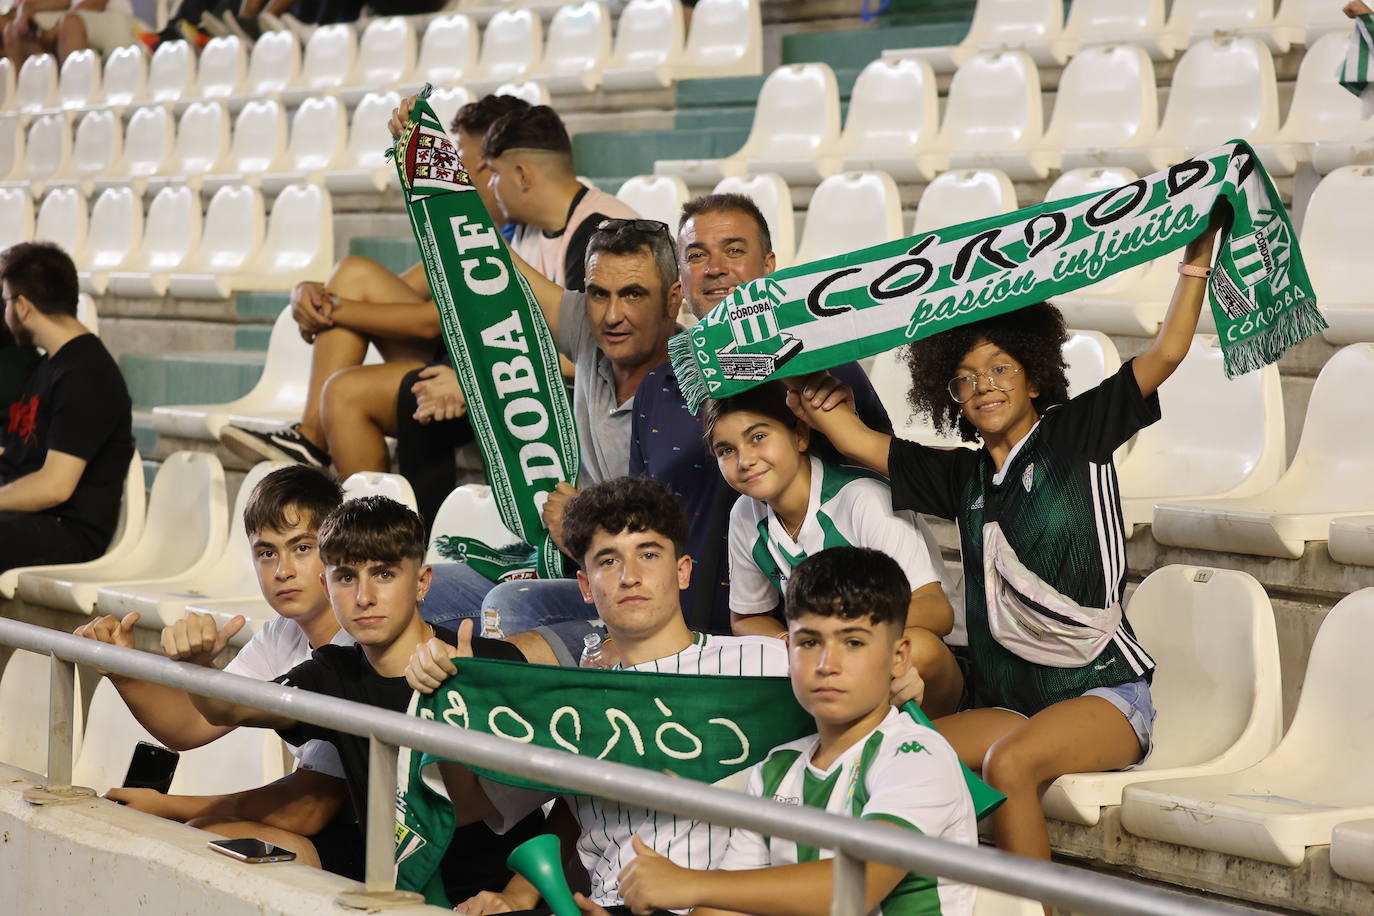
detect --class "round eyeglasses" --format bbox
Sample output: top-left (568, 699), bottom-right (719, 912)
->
top-left (947, 365), bottom-right (1023, 403)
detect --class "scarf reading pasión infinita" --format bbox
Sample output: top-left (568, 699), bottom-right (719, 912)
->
top-left (389, 85), bottom-right (578, 580)
top-left (670, 141), bottom-right (1324, 410)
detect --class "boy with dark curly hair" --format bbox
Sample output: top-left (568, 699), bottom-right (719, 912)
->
top-left (792, 221), bottom-right (1222, 878)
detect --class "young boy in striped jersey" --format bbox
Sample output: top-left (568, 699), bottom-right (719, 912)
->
top-left (617, 546), bottom-right (976, 916)
top-left (404, 476), bottom-right (791, 913)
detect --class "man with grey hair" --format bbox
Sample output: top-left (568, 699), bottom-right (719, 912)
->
top-left (422, 219), bottom-right (686, 656)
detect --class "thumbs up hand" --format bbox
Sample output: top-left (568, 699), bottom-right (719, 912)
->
top-left (161, 613), bottom-right (246, 668)
top-left (406, 617), bottom-right (473, 693)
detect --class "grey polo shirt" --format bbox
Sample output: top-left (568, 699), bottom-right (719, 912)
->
top-left (558, 290), bottom-right (632, 486)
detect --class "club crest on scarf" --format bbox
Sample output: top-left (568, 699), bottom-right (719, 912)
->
top-left (715, 277), bottom-right (802, 385)
top-left (398, 119), bottom-right (473, 195)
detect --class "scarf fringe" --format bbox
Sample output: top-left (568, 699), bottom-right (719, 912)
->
top-left (1221, 298), bottom-right (1328, 378)
top-left (668, 329), bottom-right (708, 410)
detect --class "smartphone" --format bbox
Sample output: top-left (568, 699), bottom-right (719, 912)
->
top-left (207, 838), bottom-right (298, 864)
top-left (123, 741), bottom-right (179, 793)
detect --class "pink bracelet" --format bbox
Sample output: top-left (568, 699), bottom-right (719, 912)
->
top-left (1177, 262), bottom-right (1213, 279)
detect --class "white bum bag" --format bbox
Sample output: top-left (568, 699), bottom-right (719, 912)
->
top-left (981, 522), bottom-right (1122, 668)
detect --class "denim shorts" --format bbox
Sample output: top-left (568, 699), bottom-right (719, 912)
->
top-left (1083, 677), bottom-right (1157, 767)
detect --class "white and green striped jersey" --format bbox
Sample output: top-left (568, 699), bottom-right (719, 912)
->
top-left (728, 456), bottom-right (951, 617)
top-left (482, 633), bottom-right (789, 906)
top-left (722, 706), bottom-right (976, 916)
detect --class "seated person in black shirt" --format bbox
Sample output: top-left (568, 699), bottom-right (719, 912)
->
top-left (185, 495), bottom-right (539, 902)
top-left (0, 306), bottom-right (39, 416)
top-left (0, 242), bottom-right (133, 573)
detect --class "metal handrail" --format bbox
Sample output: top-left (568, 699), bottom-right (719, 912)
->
top-left (0, 617), bottom-right (1260, 916)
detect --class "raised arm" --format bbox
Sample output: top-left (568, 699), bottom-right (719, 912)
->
top-left (164, 616), bottom-right (299, 730)
top-left (1133, 224), bottom-right (1222, 398)
top-left (785, 375), bottom-right (893, 476)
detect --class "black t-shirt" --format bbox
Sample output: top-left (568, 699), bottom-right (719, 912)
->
top-left (274, 627), bottom-right (538, 902)
top-left (0, 334), bottom-right (133, 548)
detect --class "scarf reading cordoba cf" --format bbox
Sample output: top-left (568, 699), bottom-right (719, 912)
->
top-left (670, 141), bottom-right (1323, 411)
top-left (389, 86), bottom-right (578, 580)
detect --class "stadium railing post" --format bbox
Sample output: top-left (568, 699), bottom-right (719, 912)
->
top-left (22, 654), bottom-right (93, 806)
top-left (336, 735), bottom-right (425, 909)
top-left (832, 849), bottom-right (867, 916)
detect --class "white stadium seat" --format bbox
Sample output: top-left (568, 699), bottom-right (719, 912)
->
top-left (656, 63), bottom-right (840, 185)
top-left (1288, 167), bottom-right (1374, 344)
top-left (1117, 337), bottom-right (1286, 532)
top-left (711, 172), bottom-right (796, 268)
top-left (106, 185), bottom-right (203, 298)
top-left (1169, 0), bottom-right (1297, 53)
top-left (76, 292), bottom-right (98, 334)
top-left (675, 0), bottom-right (762, 80)
top-left (341, 16), bottom-right (416, 105)
top-left (196, 35), bottom-right (247, 100)
top-left (150, 100), bottom-right (231, 193)
top-left (57, 48), bottom-right (101, 111)
top-left (1332, 819), bottom-right (1374, 883)
top-left (281, 22), bottom-right (357, 105)
top-left (1328, 516), bottom-right (1374, 567)
top-left (537, 0), bottom-right (612, 94)
top-left (203, 99), bottom-right (290, 191)
top-left (1048, 45), bottom-right (1160, 172)
top-left (1255, 33), bottom-right (1360, 177)
top-left (1152, 344), bottom-right (1374, 559)
top-left (111, 104), bottom-right (174, 194)
top-left (793, 171), bottom-right (901, 265)
top-left (34, 186), bottom-right (88, 265)
top-left (0, 649), bottom-right (85, 775)
top-left (79, 186), bottom-right (143, 295)
top-left (100, 44), bottom-right (148, 109)
top-left (1044, 167), bottom-right (1174, 336)
top-left (17, 452), bottom-right (225, 615)
top-left (615, 174), bottom-right (687, 229)
top-left (494, 80), bottom-right (550, 106)
top-left (233, 29), bottom-right (300, 106)
top-left (1063, 0), bottom-right (1185, 61)
top-left (0, 57), bottom-right (13, 112)
top-left (888, 0), bottom-right (1074, 73)
top-left (95, 461), bottom-right (287, 628)
top-left (427, 86), bottom-right (474, 132)
top-left (0, 185), bottom-right (31, 249)
top-left (602, 0), bottom-right (683, 91)
top-left (1114, 37), bottom-right (1281, 176)
top-left (426, 484), bottom-right (518, 564)
top-left (744, 63), bottom-right (843, 184)
top-left (941, 51), bottom-right (1057, 181)
top-left (73, 679), bottom-right (285, 797)
top-left (1121, 588), bottom-right (1374, 866)
top-left (413, 14), bottom-right (477, 90)
top-left (21, 112), bottom-right (73, 193)
top-left (466, 9), bottom-right (544, 95)
top-left (166, 184), bottom-right (265, 300)
top-left (0, 453), bottom-right (143, 600)
top-left (836, 57), bottom-right (943, 183)
top-left (0, 113), bottom-right (22, 182)
top-left (15, 53), bottom-right (57, 114)
top-left (153, 305), bottom-right (305, 439)
top-left (1273, 0), bottom-right (1355, 43)
top-left (327, 90), bottom-right (402, 193)
top-left (342, 471), bottom-right (418, 511)
top-left (147, 40), bottom-right (196, 105)
top-left (1042, 565), bottom-right (1282, 826)
top-left (912, 169), bottom-right (1018, 234)
top-left (63, 108), bottom-right (124, 192)
top-left (261, 95), bottom-right (347, 194)
top-left (231, 183), bottom-right (334, 291)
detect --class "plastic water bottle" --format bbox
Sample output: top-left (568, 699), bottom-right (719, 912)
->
top-left (580, 632), bottom-right (607, 668)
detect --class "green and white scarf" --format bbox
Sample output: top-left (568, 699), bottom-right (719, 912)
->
top-left (1339, 12), bottom-right (1374, 100)
top-left (391, 86), bottom-right (578, 580)
top-left (670, 141), bottom-right (1323, 410)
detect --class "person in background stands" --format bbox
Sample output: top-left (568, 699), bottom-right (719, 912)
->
top-left (0, 242), bottom-right (133, 573)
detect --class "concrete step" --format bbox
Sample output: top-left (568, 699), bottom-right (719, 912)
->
top-left (573, 126), bottom-right (752, 180)
top-left (349, 235), bottom-right (421, 276)
top-left (119, 349), bottom-right (266, 411)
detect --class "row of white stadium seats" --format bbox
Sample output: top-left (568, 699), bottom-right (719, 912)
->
top-left (0, 0), bottom-right (758, 118)
top-left (657, 33), bottom-right (1363, 186)
top-left (0, 182), bottom-right (333, 298)
top-left (892, 0), bottom-right (1351, 69)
